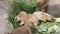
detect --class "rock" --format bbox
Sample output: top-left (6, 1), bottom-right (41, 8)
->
top-left (47, 0), bottom-right (60, 17)
top-left (0, 1), bottom-right (13, 34)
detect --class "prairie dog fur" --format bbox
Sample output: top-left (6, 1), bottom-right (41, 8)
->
top-left (15, 11), bottom-right (39, 27)
top-left (11, 21), bottom-right (32, 34)
top-left (36, 0), bottom-right (48, 12)
top-left (33, 11), bottom-right (53, 22)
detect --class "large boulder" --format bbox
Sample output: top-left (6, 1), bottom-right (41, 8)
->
top-left (47, 0), bottom-right (60, 17)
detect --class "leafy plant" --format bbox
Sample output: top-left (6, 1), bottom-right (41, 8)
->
top-left (37, 18), bottom-right (60, 34)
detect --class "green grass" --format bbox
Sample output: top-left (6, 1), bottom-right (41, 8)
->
top-left (8, 0), bottom-right (37, 29)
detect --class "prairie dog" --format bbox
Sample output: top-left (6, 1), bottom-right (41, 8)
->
top-left (15, 11), bottom-right (27, 21)
top-left (15, 11), bottom-right (27, 25)
top-left (12, 11), bottom-right (33, 34)
top-left (33, 11), bottom-right (53, 22)
top-left (36, 0), bottom-right (47, 12)
top-left (15, 11), bottom-right (39, 27)
top-left (11, 21), bottom-right (32, 34)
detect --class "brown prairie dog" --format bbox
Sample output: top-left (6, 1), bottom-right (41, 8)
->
top-left (15, 11), bottom-right (27, 25)
top-left (12, 11), bottom-right (33, 34)
top-left (36, 0), bottom-right (47, 12)
top-left (11, 21), bottom-right (32, 34)
top-left (33, 11), bottom-right (53, 22)
top-left (15, 11), bottom-right (27, 21)
top-left (15, 11), bottom-right (39, 27)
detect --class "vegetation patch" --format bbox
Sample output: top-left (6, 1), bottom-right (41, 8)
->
top-left (7, 0), bottom-right (60, 34)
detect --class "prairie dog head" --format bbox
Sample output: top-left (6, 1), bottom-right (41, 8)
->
top-left (15, 11), bottom-right (27, 21)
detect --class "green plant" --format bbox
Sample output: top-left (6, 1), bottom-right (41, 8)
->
top-left (37, 18), bottom-right (60, 34)
top-left (8, 0), bottom-right (37, 29)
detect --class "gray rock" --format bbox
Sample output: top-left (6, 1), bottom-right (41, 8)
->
top-left (0, 1), bottom-right (13, 34)
top-left (47, 0), bottom-right (60, 17)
